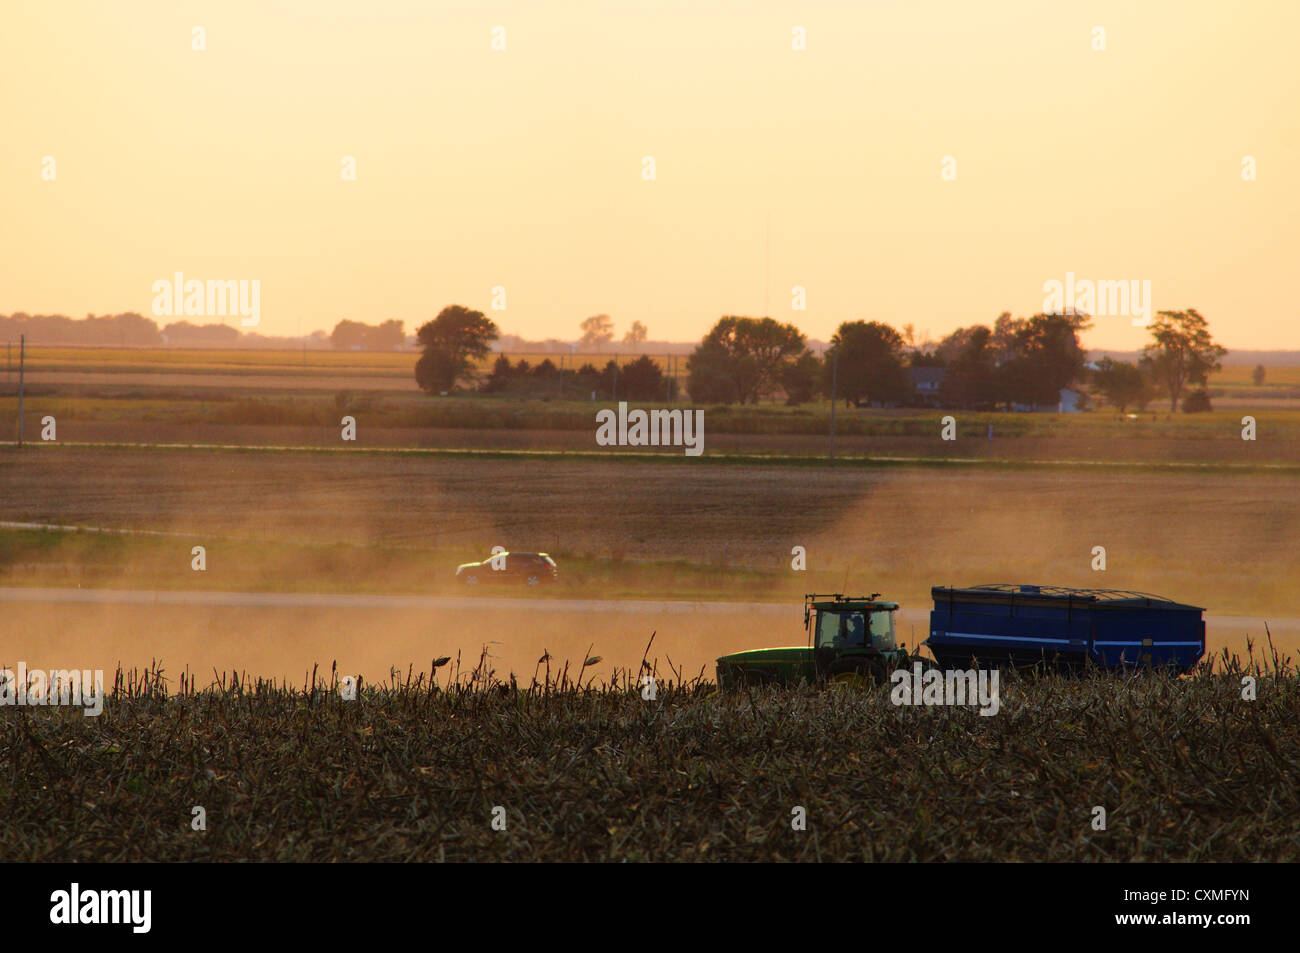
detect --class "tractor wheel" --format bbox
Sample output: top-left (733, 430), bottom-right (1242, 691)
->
top-left (525, 574), bottom-right (541, 586)
top-left (827, 670), bottom-right (872, 690)
top-left (825, 658), bottom-right (880, 690)
top-left (463, 574), bottom-right (480, 586)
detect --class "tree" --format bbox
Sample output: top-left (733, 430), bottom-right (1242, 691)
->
top-left (686, 316), bottom-right (805, 405)
top-left (330, 319), bottom-right (369, 350)
top-left (780, 351), bottom-right (822, 405)
top-left (1002, 311), bottom-right (1091, 407)
top-left (1139, 309), bottom-right (1227, 412)
top-left (623, 321), bottom-right (648, 345)
top-left (938, 325), bottom-right (998, 409)
top-left (909, 350), bottom-right (945, 367)
top-left (330, 319), bottom-right (406, 351)
top-left (1182, 388), bottom-right (1213, 413)
top-left (110, 312), bottom-right (164, 346)
top-left (579, 314), bottom-right (614, 350)
top-left (933, 325), bottom-right (987, 367)
top-left (532, 358), bottom-right (560, 380)
top-left (940, 311), bottom-right (1089, 409)
top-left (1091, 358), bottom-right (1148, 413)
top-left (414, 305), bottom-right (499, 394)
top-left (369, 319), bottom-right (406, 351)
top-left (0, 311), bottom-right (166, 346)
top-left (987, 313), bottom-right (1027, 408)
top-left (162, 321), bottom-right (240, 346)
top-left (575, 362), bottom-right (603, 396)
top-left (621, 355), bottom-right (674, 400)
top-left (827, 320), bottom-right (909, 407)
top-left (1252, 364), bottom-right (1266, 386)
top-left (685, 338), bottom-right (740, 403)
top-left (599, 360), bottom-right (622, 399)
top-left (483, 354), bottom-right (514, 393)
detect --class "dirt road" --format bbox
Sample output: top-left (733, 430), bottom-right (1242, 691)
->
top-left (3, 587), bottom-right (1293, 688)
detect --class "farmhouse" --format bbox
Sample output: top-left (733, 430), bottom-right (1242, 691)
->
top-left (1010, 387), bottom-right (1084, 413)
top-left (909, 366), bottom-right (945, 407)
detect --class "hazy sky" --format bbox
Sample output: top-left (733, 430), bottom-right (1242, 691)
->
top-left (3, 1), bottom-right (1297, 349)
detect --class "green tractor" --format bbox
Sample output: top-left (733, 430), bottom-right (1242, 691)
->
top-left (716, 593), bottom-right (921, 690)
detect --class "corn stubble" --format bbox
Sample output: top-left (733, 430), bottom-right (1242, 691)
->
top-left (2, 644), bottom-right (1296, 862)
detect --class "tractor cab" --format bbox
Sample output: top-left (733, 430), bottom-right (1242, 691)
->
top-left (714, 591), bottom-right (908, 690)
top-left (806, 593), bottom-right (903, 681)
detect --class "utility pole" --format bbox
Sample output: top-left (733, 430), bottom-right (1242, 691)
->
top-left (17, 334), bottom-right (25, 447)
top-left (829, 349), bottom-right (837, 464)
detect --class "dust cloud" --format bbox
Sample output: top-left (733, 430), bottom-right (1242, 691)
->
top-left (2, 447), bottom-right (1297, 686)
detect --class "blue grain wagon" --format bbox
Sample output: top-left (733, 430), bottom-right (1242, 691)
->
top-left (926, 584), bottom-right (1206, 673)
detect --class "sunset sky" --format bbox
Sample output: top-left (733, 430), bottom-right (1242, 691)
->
top-left (3, 1), bottom-right (1297, 349)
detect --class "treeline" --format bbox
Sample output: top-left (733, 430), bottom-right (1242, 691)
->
top-left (683, 312), bottom-right (1098, 410)
top-left (412, 306), bottom-right (680, 400)
top-left (0, 312), bottom-right (322, 348)
top-left (0, 313), bottom-right (406, 350)
top-left (1, 312), bottom-right (164, 346)
top-left (414, 304), bottom-right (1228, 413)
top-left (482, 355), bottom-right (677, 401)
top-left (328, 319), bottom-right (405, 351)
top-left (684, 310), bottom-right (1226, 413)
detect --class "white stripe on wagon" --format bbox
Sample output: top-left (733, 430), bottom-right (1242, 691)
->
top-left (937, 633), bottom-right (1203, 648)
top-left (933, 632), bottom-right (1073, 644)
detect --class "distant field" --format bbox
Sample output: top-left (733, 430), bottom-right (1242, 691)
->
top-left (0, 526), bottom-right (774, 604)
top-left (3, 346), bottom-right (672, 376)
top-left (1213, 365), bottom-right (1300, 386)
top-left (5, 391), bottom-right (1298, 437)
top-left (7, 345), bottom-right (413, 372)
top-left (11, 370), bottom-right (415, 390)
top-left (3, 445), bottom-right (1297, 617)
top-left (4, 389), bottom-right (1300, 466)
